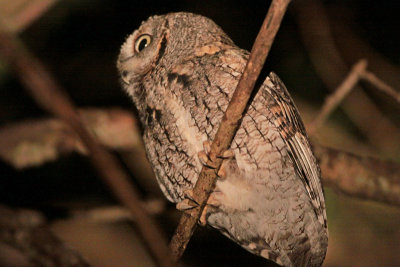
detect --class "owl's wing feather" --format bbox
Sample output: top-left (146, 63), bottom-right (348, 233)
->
top-left (262, 72), bottom-right (327, 228)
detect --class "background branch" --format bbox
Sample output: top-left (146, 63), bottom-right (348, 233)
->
top-left (308, 59), bottom-right (367, 134)
top-left (169, 0), bottom-right (292, 261)
top-left (0, 108), bottom-right (142, 169)
top-left (0, 204), bottom-right (89, 266)
top-left (2, 108), bottom-right (400, 208)
top-left (314, 145), bottom-right (400, 207)
top-left (0, 0), bottom-right (55, 33)
top-left (0, 23), bottom-right (173, 267)
top-left (360, 71), bottom-right (400, 105)
top-left (308, 58), bottom-right (399, 135)
top-left (292, 0), bottom-right (400, 155)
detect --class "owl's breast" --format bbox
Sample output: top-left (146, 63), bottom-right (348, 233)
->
top-left (141, 91), bottom-right (209, 202)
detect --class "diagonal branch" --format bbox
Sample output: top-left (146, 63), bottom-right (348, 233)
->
top-left (308, 58), bottom-right (400, 135)
top-left (360, 70), bottom-right (400, 105)
top-left (169, 0), bottom-right (292, 261)
top-left (0, 23), bottom-right (173, 267)
top-left (308, 59), bottom-right (367, 134)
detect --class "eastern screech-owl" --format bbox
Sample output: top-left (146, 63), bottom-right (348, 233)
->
top-left (117, 12), bottom-right (328, 267)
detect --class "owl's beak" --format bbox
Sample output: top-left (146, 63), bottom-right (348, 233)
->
top-left (117, 56), bottom-right (132, 85)
top-left (118, 69), bottom-right (129, 85)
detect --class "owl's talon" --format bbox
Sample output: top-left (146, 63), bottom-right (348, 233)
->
top-left (198, 140), bottom-right (212, 167)
top-left (199, 206), bottom-right (208, 226)
top-left (203, 141), bottom-right (212, 155)
top-left (177, 190), bottom-right (222, 226)
top-left (219, 149), bottom-right (235, 159)
top-left (217, 149), bottom-right (234, 178)
top-left (183, 189), bottom-right (197, 204)
top-left (177, 200), bottom-right (207, 227)
top-left (217, 160), bottom-right (229, 178)
top-left (176, 199), bottom-right (197, 211)
top-left (197, 151), bottom-right (216, 169)
top-left (198, 150), bottom-right (209, 165)
top-left (199, 191), bottom-right (222, 226)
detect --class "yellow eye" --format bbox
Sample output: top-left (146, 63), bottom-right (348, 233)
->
top-left (134, 34), bottom-right (152, 53)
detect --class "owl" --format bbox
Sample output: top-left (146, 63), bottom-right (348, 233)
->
top-left (117, 12), bottom-right (328, 267)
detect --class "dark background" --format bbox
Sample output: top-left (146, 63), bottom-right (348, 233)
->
top-left (0, 0), bottom-right (400, 266)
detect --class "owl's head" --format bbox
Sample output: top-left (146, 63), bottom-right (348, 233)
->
top-left (117, 12), bottom-right (234, 97)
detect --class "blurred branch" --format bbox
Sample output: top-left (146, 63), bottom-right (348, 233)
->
top-left (69, 200), bottom-right (166, 224)
top-left (360, 71), bottom-right (400, 105)
top-left (169, 0), bottom-right (292, 261)
top-left (292, 0), bottom-right (400, 154)
top-left (0, 23), bottom-right (173, 267)
top-left (328, 10), bottom-right (400, 93)
top-left (309, 59), bottom-right (399, 134)
top-left (314, 145), bottom-right (400, 208)
top-left (0, 108), bottom-right (142, 169)
top-left (0, 0), bottom-right (56, 33)
top-left (308, 59), bottom-right (367, 134)
top-left (2, 108), bottom-right (400, 208)
top-left (0, 204), bottom-right (89, 266)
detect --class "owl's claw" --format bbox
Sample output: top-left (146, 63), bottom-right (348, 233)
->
top-left (177, 189), bottom-right (199, 211)
top-left (199, 207), bottom-right (208, 226)
top-left (176, 199), bottom-right (205, 225)
top-left (198, 141), bottom-right (216, 169)
top-left (199, 191), bottom-right (223, 226)
top-left (176, 199), bottom-right (197, 211)
top-left (177, 189), bottom-right (222, 227)
top-left (217, 149), bottom-right (235, 179)
top-left (198, 141), bottom-right (235, 172)
top-left (183, 189), bottom-right (197, 204)
top-left (220, 149), bottom-right (235, 159)
top-left (203, 140), bottom-right (211, 155)
top-left (217, 160), bottom-right (229, 178)
top-left (198, 151), bottom-right (215, 169)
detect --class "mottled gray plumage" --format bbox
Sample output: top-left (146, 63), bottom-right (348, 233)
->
top-left (117, 12), bottom-right (328, 266)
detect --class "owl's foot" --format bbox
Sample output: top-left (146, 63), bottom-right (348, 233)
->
top-left (198, 141), bottom-right (214, 169)
top-left (199, 191), bottom-right (223, 226)
top-left (203, 140), bottom-right (212, 154)
top-left (176, 199), bottom-right (197, 211)
top-left (176, 189), bottom-right (222, 227)
top-left (217, 149), bottom-right (235, 178)
top-left (219, 149), bottom-right (235, 159)
top-left (176, 189), bottom-right (198, 211)
top-left (198, 141), bottom-right (235, 179)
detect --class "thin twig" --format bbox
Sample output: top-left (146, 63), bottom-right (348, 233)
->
top-left (0, 24), bottom-right (173, 267)
top-left (308, 59), bottom-right (368, 134)
top-left (168, 0), bottom-right (292, 261)
top-left (361, 71), bottom-right (400, 105)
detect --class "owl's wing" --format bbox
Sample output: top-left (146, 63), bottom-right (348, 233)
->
top-left (262, 72), bottom-right (327, 228)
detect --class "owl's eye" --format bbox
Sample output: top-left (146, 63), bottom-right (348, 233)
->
top-left (134, 34), bottom-right (152, 53)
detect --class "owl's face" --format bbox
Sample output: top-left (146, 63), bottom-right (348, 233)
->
top-left (117, 12), bottom-right (234, 105)
top-left (117, 15), bottom-right (167, 91)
